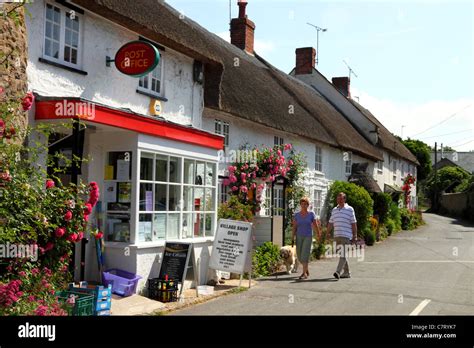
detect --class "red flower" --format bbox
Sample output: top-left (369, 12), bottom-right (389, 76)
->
top-left (84, 203), bottom-right (93, 215)
top-left (83, 213), bottom-right (89, 222)
top-left (67, 233), bottom-right (77, 243)
top-left (21, 92), bottom-right (35, 111)
top-left (77, 231), bottom-right (84, 241)
top-left (45, 180), bottom-right (55, 189)
top-left (55, 227), bottom-right (66, 238)
top-left (95, 231), bottom-right (104, 239)
top-left (64, 211), bottom-right (73, 221)
top-left (44, 242), bottom-right (54, 251)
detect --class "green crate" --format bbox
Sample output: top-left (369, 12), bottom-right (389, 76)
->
top-left (56, 291), bottom-right (95, 316)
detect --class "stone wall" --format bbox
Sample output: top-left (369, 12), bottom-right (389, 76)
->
top-left (439, 191), bottom-right (474, 221)
top-left (0, 3), bottom-right (29, 133)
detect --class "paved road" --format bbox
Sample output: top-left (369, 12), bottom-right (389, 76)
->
top-left (172, 213), bottom-right (474, 315)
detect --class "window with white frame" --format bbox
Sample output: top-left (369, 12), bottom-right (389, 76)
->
top-left (139, 152), bottom-right (217, 242)
top-left (273, 186), bottom-right (284, 216)
top-left (401, 163), bottom-right (406, 178)
top-left (215, 119), bottom-right (229, 148)
top-left (263, 185), bottom-right (271, 216)
top-left (377, 160), bottom-right (383, 173)
top-left (315, 146), bottom-right (322, 172)
top-left (274, 136), bottom-right (284, 146)
top-left (43, 3), bottom-right (82, 66)
top-left (344, 152), bottom-right (352, 175)
top-left (392, 159), bottom-right (398, 182)
top-left (138, 57), bottom-right (163, 96)
top-left (312, 189), bottom-right (322, 217)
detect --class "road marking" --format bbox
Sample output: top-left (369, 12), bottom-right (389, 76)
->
top-left (410, 299), bottom-right (431, 315)
top-left (364, 260), bottom-right (474, 264)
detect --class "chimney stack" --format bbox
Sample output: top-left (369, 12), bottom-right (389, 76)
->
top-left (230, 0), bottom-right (255, 54)
top-left (332, 77), bottom-right (351, 98)
top-left (295, 47), bottom-right (316, 75)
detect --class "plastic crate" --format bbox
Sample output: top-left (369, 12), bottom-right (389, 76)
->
top-left (68, 283), bottom-right (112, 314)
top-left (147, 278), bottom-right (178, 303)
top-left (56, 291), bottom-right (95, 316)
top-left (102, 269), bottom-right (142, 297)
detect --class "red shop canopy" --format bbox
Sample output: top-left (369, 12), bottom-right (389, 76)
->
top-left (35, 97), bottom-right (224, 150)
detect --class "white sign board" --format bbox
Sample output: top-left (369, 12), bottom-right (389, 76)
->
top-left (209, 219), bottom-right (253, 274)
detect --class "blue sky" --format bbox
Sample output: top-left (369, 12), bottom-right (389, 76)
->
top-left (167, 0), bottom-right (474, 151)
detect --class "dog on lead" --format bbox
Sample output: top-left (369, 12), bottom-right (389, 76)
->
top-left (280, 245), bottom-right (299, 274)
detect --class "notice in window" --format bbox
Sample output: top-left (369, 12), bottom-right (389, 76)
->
top-left (118, 182), bottom-right (131, 203)
top-left (104, 182), bottom-right (116, 203)
top-left (117, 159), bottom-right (130, 181)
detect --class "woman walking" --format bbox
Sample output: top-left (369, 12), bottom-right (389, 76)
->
top-left (292, 197), bottom-right (321, 279)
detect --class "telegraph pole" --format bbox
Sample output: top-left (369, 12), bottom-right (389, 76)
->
top-left (434, 142), bottom-right (438, 211)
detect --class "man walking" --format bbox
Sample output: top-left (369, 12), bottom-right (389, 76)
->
top-left (327, 192), bottom-right (357, 280)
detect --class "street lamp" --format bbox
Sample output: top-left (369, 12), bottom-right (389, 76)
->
top-left (307, 23), bottom-right (327, 65)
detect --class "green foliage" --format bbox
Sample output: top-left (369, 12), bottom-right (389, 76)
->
top-left (453, 175), bottom-right (474, 193)
top-left (252, 242), bottom-right (281, 277)
top-left (218, 195), bottom-right (253, 222)
top-left (311, 227), bottom-right (328, 260)
top-left (326, 181), bottom-right (373, 233)
top-left (372, 192), bottom-right (392, 224)
top-left (425, 166), bottom-right (471, 196)
top-left (363, 227), bottom-right (376, 246)
top-left (388, 202), bottom-right (402, 232)
top-left (385, 218), bottom-right (395, 235)
top-left (400, 208), bottom-right (424, 230)
top-left (402, 138), bottom-right (432, 181)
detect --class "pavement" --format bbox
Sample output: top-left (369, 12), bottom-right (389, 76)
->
top-left (170, 213), bottom-right (474, 315)
top-left (110, 278), bottom-right (256, 315)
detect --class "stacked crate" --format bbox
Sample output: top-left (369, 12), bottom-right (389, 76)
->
top-left (68, 282), bottom-right (112, 316)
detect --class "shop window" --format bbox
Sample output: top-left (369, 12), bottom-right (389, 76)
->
top-left (43, 3), bottom-right (82, 67)
top-left (218, 178), bottom-right (229, 204)
top-left (104, 151), bottom-right (132, 243)
top-left (138, 57), bottom-right (163, 96)
top-left (138, 152), bottom-right (217, 242)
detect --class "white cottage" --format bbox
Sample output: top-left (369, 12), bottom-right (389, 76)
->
top-left (24, 0), bottom-right (225, 291)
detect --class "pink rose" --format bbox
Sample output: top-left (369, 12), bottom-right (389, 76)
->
top-left (229, 175), bottom-right (237, 183)
top-left (84, 203), bottom-right (93, 215)
top-left (67, 234), bottom-right (77, 243)
top-left (231, 186), bottom-right (238, 192)
top-left (21, 92), bottom-right (35, 111)
top-left (77, 232), bottom-right (84, 241)
top-left (64, 211), bottom-right (73, 221)
top-left (83, 214), bottom-right (90, 222)
top-left (44, 242), bottom-right (54, 251)
top-left (240, 186), bottom-right (248, 193)
top-left (18, 271), bottom-right (26, 277)
top-left (222, 179), bottom-right (230, 186)
top-left (95, 231), bottom-right (103, 240)
top-left (45, 180), bottom-right (55, 189)
top-left (240, 173), bottom-right (247, 183)
top-left (288, 160), bottom-right (294, 166)
top-left (55, 227), bottom-right (66, 238)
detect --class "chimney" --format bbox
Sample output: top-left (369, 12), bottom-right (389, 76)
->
top-left (230, 0), bottom-right (255, 54)
top-left (295, 47), bottom-right (316, 75)
top-left (332, 77), bottom-right (351, 98)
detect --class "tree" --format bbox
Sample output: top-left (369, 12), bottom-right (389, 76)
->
top-left (425, 166), bottom-right (471, 198)
top-left (402, 138), bottom-right (432, 181)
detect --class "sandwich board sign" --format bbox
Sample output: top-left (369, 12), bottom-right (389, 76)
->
top-left (159, 242), bottom-right (192, 298)
top-left (209, 219), bottom-right (253, 286)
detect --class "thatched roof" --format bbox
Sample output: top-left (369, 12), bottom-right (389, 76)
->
top-left (73, 0), bottom-right (383, 161)
top-left (348, 163), bottom-right (382, 193)
top-left (348, 100), bottom-right (419, 165)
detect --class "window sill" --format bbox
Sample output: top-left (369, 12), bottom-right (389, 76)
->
top-left (38, 57), bottom-right (88, 75)
top-left (128, 237), bottom-right (215, 249)
top-left (136, 89), bottom-right (168, 102)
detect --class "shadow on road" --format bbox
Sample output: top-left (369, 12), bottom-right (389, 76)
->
top-left (292, 277), bottom-right (337, 283)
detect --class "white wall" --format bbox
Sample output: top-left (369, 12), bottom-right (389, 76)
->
top-left (25, 0), bottom-right (203, 127)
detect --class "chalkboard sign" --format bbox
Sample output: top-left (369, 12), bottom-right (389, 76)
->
top-left (159, 242), bottom-right (192, 285)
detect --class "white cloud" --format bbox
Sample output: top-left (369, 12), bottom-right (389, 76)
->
top-left (351, 87), bottom-right (474, 151)
top-left (216, 31), bottom-right (276, 55)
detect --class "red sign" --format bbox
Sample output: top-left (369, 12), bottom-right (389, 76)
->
top-left (114, 41), bottom-right (160, 77)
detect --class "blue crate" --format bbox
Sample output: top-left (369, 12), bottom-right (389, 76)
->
top-left (68, 283), bottom-right (112, 316)
top-left (95, 309), bottom-right (111, 316)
